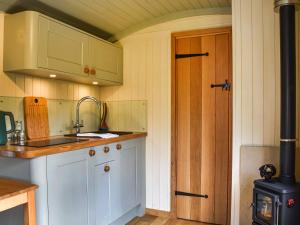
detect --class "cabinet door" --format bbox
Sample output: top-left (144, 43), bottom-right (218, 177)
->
top-left (89, 37), bottom-right (123, 83)
top-left (89, 160), bottom-right (115, 225)
top-left (110, 142), bottom-right (137, 222)
top-left (47, 149), bottom-right (89, 225)
top-left (37, 15), bottom-right (89, 77)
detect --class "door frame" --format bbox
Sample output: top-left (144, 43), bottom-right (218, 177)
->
top-left (170, 27), bottom-right (233, 225)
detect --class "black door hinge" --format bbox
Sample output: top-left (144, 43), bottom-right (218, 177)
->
top-left (175, 52), bottom-right (209, 59)
top-left (175, 191), bottom-right (208, 199)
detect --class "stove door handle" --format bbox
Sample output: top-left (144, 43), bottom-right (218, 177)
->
top-left (275, 199), bottom-right (282, 225)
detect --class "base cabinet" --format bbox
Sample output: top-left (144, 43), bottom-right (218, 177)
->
top-left (0, 137), bottom-right (145, 225)
top-left (89, 139), bottom-right (143, 225)
top-left (89, 161), bottom-right (114, 225)
top-left (110, 142), bottom-right (138, 221)
top-left (47, 149), bottom-right (90, 225)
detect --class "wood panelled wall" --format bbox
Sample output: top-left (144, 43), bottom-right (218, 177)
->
top-left (99, 15), bottom-right (232, 211)
top-left (232, 0), bottom-right (300, 224)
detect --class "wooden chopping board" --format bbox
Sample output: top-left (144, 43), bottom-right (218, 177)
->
top-left (24, 97), bottom-right (49, 140)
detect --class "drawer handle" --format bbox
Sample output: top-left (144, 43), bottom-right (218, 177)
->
top-left (104, 165), bottom-right (110, 172)
top-left (84, 66), bottom-right (90, 74)
top-left (90, 68), bottom-right (96, 75)
top-left (116, 144), bottom-right (122, 150)
top-left (89, 149), bottom-right (96, 157)
top-left (103, 146), bottom-right (110, 153)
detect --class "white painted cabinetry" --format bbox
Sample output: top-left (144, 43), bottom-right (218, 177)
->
top-left (0, 138), bottom-right (145, 225)
top-left (88, 139), bottom-right (145, 225)
top-left (37, 15), bottom-right (90, 78)
top-left (3, 11), bottom-right (123, 86)
top-left (47, 149), bottom-right (90, 225)
top-left (48, 138), bottom-right (145, 225)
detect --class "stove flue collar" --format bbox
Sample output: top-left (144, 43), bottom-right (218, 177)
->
top-left (275, 0), bottom-right (300, 11)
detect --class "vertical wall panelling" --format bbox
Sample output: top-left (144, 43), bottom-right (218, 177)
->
top-left (152, 35), bottom-right (162, 209)
top-left (232, 0), bottom-right (242, 223)
top-left (241, 0), bottom-right (253, 144)
top-left (252, 0), bottom-right (264, 144)
top-left (98, 15), bottom-right (232, 211)
top-left (262, 0), bottom-right (276, 146)
top-left (233, 0), bottom-right (300, 224)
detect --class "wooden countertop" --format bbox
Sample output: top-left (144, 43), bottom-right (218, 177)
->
top-left (0, 178), bottom-right (38, 200)
top-left (0, 133), bottom-right (147, 159)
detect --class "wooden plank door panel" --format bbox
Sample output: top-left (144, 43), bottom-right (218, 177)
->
top-left (189, 36), bottom-right (203, 221)
top-left (215, 33), bottom-right (230, 224)
top-left (175, 29), bottom-right (232, 225)
top-left (176, 37), bottom-right (192, 219)
top-left (199, 35), bottom-right (216, 224)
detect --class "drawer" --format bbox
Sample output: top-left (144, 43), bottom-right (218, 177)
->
top-left (91, 144), bottom-right (116, 165)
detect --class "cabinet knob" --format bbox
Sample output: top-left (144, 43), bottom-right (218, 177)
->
top-left (103, 146), bottom-right (110, 153)
top-left (89, 149), bottom-right (96, 157)
top-left (104, 165), bottom-right (110, 172)
top-left (84, 66), bottom-right (90, 74)
top-left (116, 144), bottom-right (122, 150)
top-left (90, 68), bottom-right (96, 75)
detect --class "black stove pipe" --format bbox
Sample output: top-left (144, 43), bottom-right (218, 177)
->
top-left (279, 4), bottom-right (297, 184)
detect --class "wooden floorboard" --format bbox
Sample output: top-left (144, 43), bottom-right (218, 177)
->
top-left (126, 215), bottom-right (214, 225)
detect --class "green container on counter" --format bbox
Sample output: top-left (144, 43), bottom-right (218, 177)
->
top-left (0, 111), bottom-right (15, 145)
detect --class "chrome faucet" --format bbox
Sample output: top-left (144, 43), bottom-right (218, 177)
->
top-left (74, 96), bottom-right (101, 133)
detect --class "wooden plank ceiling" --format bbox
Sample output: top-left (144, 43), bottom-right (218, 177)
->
top-left (1, 0), bottom-right (231, 41)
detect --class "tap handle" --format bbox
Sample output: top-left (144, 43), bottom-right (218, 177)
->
top-left (73, 120), bottom-right (84, 128)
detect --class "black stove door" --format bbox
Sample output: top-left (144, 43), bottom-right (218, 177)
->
top-left (253, 188), bottom-right (280, 225)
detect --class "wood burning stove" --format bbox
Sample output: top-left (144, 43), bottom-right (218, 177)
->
top-left (253, 181), bottom-right (300, 225)
top-left (252, 1), bottom-right (300, 225)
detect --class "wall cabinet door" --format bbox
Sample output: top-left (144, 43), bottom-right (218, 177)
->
top-left (110, 142), bottom-right (138, 222)
top-left (89, 37), bottom-right (123, 83)
top-left (47, 149), bottom-right (89, 225)
top-left (38, 15), bottom-right (89, 77)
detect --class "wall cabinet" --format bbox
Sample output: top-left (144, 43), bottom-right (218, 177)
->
top-left (37, 15), bottom-right (90, 78)
top-left (4, 11), bottom-right (123, 86)
top-left (89, 37), bottom-right (123, 83)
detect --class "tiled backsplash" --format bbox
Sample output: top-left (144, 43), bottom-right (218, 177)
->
top-left (0, 96), bottom-right (147, 136)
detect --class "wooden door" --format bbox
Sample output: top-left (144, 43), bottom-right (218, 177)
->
top-left (174, 28), bottom-right (232, 225)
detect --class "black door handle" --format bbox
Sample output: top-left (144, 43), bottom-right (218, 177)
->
top-left (211, 79), bottom-right (231, 91)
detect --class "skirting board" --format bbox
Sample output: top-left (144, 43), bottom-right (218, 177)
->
top-left (145, 208), bottom-right (171, 218)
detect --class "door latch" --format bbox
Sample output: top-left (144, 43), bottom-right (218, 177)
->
top-left (211, 80), bottom-right (231, 91)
